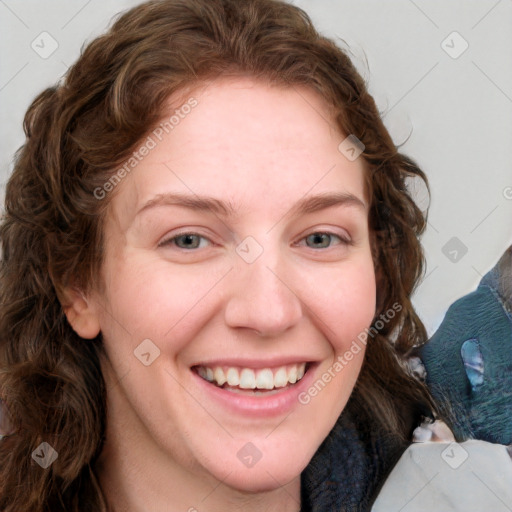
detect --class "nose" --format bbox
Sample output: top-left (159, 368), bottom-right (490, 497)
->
top-left (223, 251), bottom-right (303, 337)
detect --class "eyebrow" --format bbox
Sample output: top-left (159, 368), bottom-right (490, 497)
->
top-left (136, 191), bottom-right (367, 218)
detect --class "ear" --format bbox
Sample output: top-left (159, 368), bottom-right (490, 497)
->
top-left (62, 288), bottom-right (101, 340)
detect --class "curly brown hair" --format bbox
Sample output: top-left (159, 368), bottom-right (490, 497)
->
top-left (0, 0), bottom-right (437, 510)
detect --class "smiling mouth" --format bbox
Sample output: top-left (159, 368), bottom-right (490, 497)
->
top-left (193, 363), bottom-right (309, 393)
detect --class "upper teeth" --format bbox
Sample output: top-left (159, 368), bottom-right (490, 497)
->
top-left (196, 363), bottom-right (306, 390)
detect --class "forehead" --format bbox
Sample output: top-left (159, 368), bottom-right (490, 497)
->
top-left (107, 77), bottom-right (368, 229)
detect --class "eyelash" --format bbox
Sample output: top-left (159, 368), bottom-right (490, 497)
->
top-left (159, 232), bottom-right (211, 250)
top-left (295, 232), bottom-right (352, 249)
top-left (158, 230), bottom-right (352, 251)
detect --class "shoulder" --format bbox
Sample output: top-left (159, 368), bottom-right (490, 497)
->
top-left (372, 440), bottom-right (512, 511)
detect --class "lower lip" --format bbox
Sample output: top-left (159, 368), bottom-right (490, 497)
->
top-left (191, 365), bottom-right (317, 418)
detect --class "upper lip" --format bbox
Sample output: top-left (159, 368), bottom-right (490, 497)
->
top-left (191, 357), bottom-right (318, 369)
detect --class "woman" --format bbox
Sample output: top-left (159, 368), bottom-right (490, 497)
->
top-left (0, 0), bottom-right (438, 510)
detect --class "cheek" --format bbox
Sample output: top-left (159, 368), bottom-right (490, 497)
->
top-left (98, 253), bottom-right (231, 349)
top-left (300, 256), bottom-right (376, 351)
top-left (342, 260), bottom-right (376, 337)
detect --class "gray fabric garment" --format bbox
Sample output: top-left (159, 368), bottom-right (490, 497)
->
top-left (372, 440), bottom-right (512, 511)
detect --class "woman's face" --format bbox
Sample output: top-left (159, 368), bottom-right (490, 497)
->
top-left (86, 77), bottom-right (376, 493)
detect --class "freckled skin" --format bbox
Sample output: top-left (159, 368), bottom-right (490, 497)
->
top-left (78, 77), bottom-right (376, 511)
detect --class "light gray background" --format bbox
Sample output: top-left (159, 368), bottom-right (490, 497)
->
top-left (1, 0), bottom-right (511, 336)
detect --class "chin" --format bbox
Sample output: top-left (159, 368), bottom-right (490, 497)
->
top-left (197, 434), bottom-right (317, 494)
top-left (212, 462), bottom-right (302, 494)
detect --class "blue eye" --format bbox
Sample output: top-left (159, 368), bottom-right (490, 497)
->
top-left (160, 233), bottom-right (210, 250)
top-left (159, 231), bottom-right (350, 251)
top-left (302, 232), bottom-right (348, 249)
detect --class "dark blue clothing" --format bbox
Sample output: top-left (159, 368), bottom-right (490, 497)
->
top-left (301, 411), bottom-right (406, 511)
